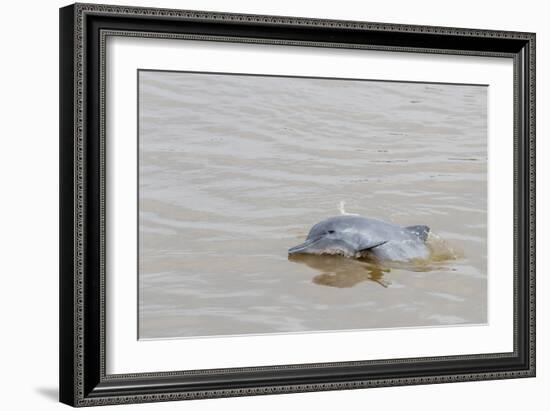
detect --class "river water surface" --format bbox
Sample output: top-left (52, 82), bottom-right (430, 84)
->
top-left (138, 70), bottom-right (487, 339)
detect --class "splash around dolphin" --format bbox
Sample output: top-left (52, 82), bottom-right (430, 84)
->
top-left (288, 215), bottom-right (430, 262)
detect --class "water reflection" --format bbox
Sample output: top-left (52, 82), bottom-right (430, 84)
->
top-left (288, 254), bottom-right (391, 288)
top-left (288, 233), bottom-right (461, 289)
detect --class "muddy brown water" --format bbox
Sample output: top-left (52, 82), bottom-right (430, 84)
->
top-left (138, 70), bottom-right (487, 339)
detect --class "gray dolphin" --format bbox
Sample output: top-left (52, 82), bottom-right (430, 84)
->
top-left (288, 215), bottom-right (430, 262)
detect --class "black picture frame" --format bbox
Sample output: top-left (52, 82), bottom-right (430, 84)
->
top-left (59, 3), bottom-right (536, 407)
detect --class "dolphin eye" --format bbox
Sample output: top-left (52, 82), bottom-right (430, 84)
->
top-left (327, 230), bottom-right (335, 234)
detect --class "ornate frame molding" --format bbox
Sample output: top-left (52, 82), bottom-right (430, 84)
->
top-left (60, 3), bottom-right (535, 407)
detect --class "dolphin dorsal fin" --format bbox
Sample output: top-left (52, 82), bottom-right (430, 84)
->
top-left (405, 225), bottom-right (430, 242)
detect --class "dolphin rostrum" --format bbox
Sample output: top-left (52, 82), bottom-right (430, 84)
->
top-left (288, 215), bottom-right (430, 262)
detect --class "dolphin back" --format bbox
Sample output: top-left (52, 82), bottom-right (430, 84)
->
top-left (405, 225), bottom-right (430, 242)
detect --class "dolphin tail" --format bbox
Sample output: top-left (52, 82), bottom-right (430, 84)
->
top-left (405, 225), bottom-right (430, 242)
